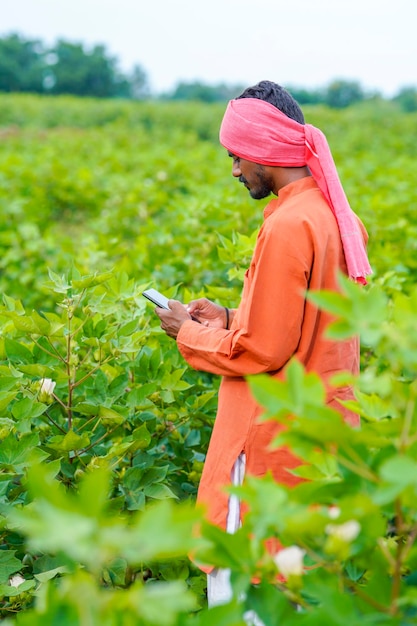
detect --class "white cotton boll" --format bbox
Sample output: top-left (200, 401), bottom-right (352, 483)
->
top-left (38, 377), bottom-right (57, 403)
top-left (39, 378), bottom-right (56, 395)
top-left (325, 519), bottom-right (361, 542)
top-left (9, 574), bottom-right (25, 587)
top-left (328, 506), bottom-right (341, 519)
top-left (274, 546), bottom-right (306, 577)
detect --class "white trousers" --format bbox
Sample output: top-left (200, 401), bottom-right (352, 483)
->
top-left (207, 453), bottom-right (265, 626)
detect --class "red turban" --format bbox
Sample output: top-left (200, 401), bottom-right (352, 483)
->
top-left (219, 98), bottom-right (372, 284)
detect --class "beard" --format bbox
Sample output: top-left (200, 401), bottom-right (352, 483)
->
top-left (248, 182), bottom-right (272, 200)
top-left (240, 166), bottom-right (273, 200)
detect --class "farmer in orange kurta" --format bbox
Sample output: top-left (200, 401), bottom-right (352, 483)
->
top-left (155, 81), bottom-right (371, 613)
top-left (177, 175), bottom-right (367, 527)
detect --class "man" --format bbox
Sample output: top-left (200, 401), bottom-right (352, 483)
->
top-left (156, 80), bottom-right (371, 611)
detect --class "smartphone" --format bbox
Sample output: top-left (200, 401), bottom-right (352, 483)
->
top-left (142, 288), bottom-right (201, 323)
top-left (142, 288), bottom-right (170, 309)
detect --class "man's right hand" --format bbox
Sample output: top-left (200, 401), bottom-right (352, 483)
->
top-left (186, 298), bottom-right (230, 329)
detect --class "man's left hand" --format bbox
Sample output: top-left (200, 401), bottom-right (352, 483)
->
top-left (155, 300), bottom-right (192, 339)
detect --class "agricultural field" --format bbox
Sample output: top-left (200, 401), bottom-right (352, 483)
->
top-left (0, 93), bottom-right (417, 624)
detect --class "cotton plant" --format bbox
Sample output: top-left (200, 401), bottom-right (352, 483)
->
top-left (217, 277), bottom-right (417, 622)
top-left (188, 277), bottom-right (417, 622)
top-left (0, 269), bottom-right (212, 620)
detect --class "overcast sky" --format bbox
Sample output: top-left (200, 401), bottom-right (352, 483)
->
top-left (2, 0), bottom-right (416, 96)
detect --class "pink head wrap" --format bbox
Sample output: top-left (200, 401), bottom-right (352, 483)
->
top-left (219, 98), bottom-right (372, 284)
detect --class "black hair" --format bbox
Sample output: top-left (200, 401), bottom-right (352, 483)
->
top-left (236, 80), bottom-right (305, 125)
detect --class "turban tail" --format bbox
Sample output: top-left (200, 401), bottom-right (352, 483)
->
top-left (219, 99), bottom-right (372, 284)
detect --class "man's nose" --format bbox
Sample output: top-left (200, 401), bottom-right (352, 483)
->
top-left (232, 162), bottom-right (241, 177)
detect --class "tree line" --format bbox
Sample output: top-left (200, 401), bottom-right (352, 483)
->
top-left (0, 33), bottom-right (416, 111)
top-left (0, 33), bottom-right (149, 99)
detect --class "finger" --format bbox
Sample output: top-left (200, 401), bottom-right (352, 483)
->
top-left (167, 299), bottom-right (184, 311)
top-left (187, 300), bottom-right (208, 314)
top-left (187, 298), bottom-right (208, 309)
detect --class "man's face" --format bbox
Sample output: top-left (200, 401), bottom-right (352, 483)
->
top-left (228, 153), bottom-right (273, 200)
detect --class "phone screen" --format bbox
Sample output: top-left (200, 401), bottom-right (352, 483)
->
top-left (142, 288), bottom-right (170, 309)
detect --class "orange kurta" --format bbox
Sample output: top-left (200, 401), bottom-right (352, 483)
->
top-left (177, 176), bottom-right (366, 532)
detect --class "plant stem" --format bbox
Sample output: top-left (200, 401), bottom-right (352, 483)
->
top-left (66, 299), bottom-right (73, 431)
top-left (399, 396), bottom-right (415, 452)
top-left (390, 498), bottom-right (404, 614)
top-left (76, 414), bottom-right (100, 431)
top-left (345, 579), bottom-right (390, 613)
top-left (401, 523), bottom-right (417, 563)
top-left (75, 425), bottom-right (119, 456)
top-left (44, 411), bottom-right (67, 434)
top-left (32, 336), bottom-right (66, 363)
top-left (52, 393), bottom-right (70, 412)
top-left (341, 442), bottom-right (379, 482)
top-left (337, 454), bottom-right (378, 482)
top-left (71, 357), bottom-right (112, 389)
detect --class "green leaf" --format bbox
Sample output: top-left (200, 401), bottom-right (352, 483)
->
top-left (2, 294), bottom-right (25, 314)
top-left (127, 499), bottom-right (202, 562)
top-left (74, 402), bottom-right (99, 416)
top-left (116, 319), bottom-right (139, 337)
top-left (248, 359), bottom-right (327, 421)
top-left (33, 566), bottom-right (69, 583)
top-left (196, 523), bottom-right (252, 571)
top-left (379, 454), bottom-right (417, 487)
top-left (247, 374), bottom-right (291, 418)
top-left (7, 310), bottom-right (50, 334)
top-left (0, 551), bottom-right (22, 584)
top-left (125, 490), bottom-right (145, 511)
top-left (16, 364), bottom-right (55, 378)
top-left (4, 338), bottom-right (33, 364)
top-left (71, 271), bottom-right (114, 290)
top-left (286, 358), bottom-right (325, 408)
top-left (354, 390), bottom-right (392, 420)
top-left (98, 405), bottom-right (125, 425)
top-left (0, 391), bottom-right (17, 413)
top-left (145, 483), bottom-right (178, 500)
top-left (0, 432), bottom-right (39, 470)
top-left (126, 386), bottom-right (158, 410)
top-left (132, 423), bottom-right (151, 449)
top-left (161, 389), bottom-right (175, 403)
top-left (0, 377), bottom-right (18, 392)
top-left (308, 289), bottom-right (350, 317)
top-left (12, 398), bottom-right (48, 421)
top-left (29, 309), bottom-right (51, 334)
top-left (123, 466), bottom-right (168, 491)
top-left (47, 269), bottom-right (71, 294)
top-left (246, 582), bottom-right (295, 625)
top-left (308, 279), bottom-right (388, 345)
top-left (136, 580), bottom-right (197, 625)
top-left (191, 601), bottom-right (246, 626)
top-left (78, 466), bottom-right (111, 516)
top-left (103, 557), bottom-right (128, 586)
top-left (47, 430), bottom-right (90, 452)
